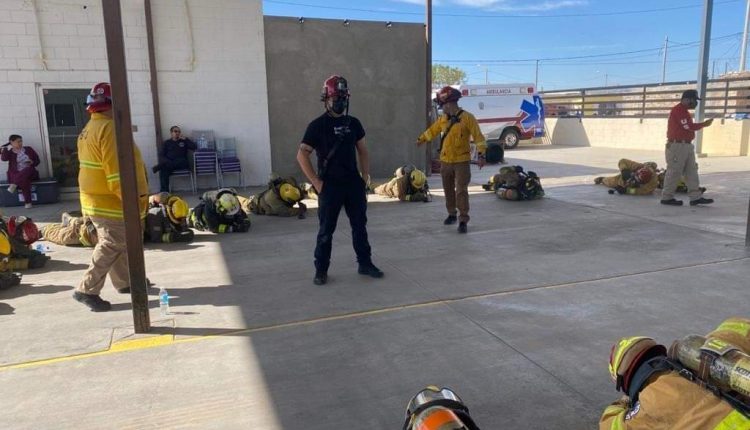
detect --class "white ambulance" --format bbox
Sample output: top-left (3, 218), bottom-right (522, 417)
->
top-left (451, 84), bottom-right (545, 149)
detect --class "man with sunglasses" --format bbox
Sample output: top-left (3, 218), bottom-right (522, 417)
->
top-left (152, 125), bottom-right (196, 192)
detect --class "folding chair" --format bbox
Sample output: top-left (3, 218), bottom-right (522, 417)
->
top-left (168, 169), bottom-right (196, 193)
top-left (193, 150), bottom-right (219, 190)
top-left (217, 138), bottom-right (243, 188)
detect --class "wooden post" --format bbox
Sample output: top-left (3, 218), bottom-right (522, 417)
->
top-left (425, 0), bottom-right (433, 175)
top-left (144, 0), bottom-right (163, 154)
top-left (101, 0), bottom-right (150, 333)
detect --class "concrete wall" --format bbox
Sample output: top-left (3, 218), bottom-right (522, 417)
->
top-left (545, 117), bottom-right (749, 156)
top-left (0, 0), bottom-right (271, 190)
top-left (263, 16), bottom-right (427, 179)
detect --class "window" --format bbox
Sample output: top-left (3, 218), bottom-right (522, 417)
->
top-left (46, 104), bottom-right (77, 127)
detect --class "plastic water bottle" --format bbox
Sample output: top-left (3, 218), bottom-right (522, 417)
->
top-left (34, 244), bottom-right (50, 253)
top-left (198, 134), bottom-right (207, 150)
top-left (159, 287), bottom-right (169, 316)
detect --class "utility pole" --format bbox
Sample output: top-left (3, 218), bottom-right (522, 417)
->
top-left (741, 0), bottom-right (750, 71)
top-left (485, 66), bottom-right (489, 84)
top-left (604, 73), bottom-right (608, 87)
top-left (695, 0), bottom-right (713, 156)
top-left (101, 0), bottom-right (150, 332)
top-left (425, 0), bottom-right (432, 175)
top-left (662, 36), bottom-right (669, 83)
top-left (712, 59), bottom-right (717, 78)
top-left (535, 60), bottom-right (539, 88)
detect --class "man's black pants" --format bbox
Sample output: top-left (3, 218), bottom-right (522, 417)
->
top-left (157, 158), bottom-right (190, 192)
top-left (314, 177), bottom-right (372, 273)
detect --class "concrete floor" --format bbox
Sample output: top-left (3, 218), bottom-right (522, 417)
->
top-left (1, 145), bottom-right (748, 429)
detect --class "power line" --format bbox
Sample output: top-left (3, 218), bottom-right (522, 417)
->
top-left (265, 0), bottom-right (741, 19)
top-left (435, 33), bottom-right (741, 64)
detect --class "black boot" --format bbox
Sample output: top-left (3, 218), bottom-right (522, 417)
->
top-left (73, 291), bottom-right (112, 312)
top-left (358, 263), bottom-right (384, 278)
top-left (660, 199), bottom-right (683, 206)
top-left (690, 197), bottom-right (714, 206)
top-left (443, 215), bottom-right (457, 225)
top-left (313, 271), bottom-right (328, 285)
top-left (458, 222), bottom-right (468, 234)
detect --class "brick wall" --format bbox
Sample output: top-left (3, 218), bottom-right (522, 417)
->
top-left (0, 0), bottom-right (270, 189)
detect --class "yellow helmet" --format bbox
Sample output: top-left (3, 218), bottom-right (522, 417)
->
top-left (279, 183), bottom-right (301, 203)
top-left (218, 192), bottom-right (240, 216)
top-left (410, 169), bottom-right (426, 189)
top-left (0, 230), bottom-right (11, 256)
top-left (609, 336), bottom-right (666, 392)
top-left (166, 196), bottom-right (189, 224)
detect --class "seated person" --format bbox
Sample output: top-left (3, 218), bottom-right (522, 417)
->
top-left (41, 211), bottom-right (98, 247)
top-left (373, 165), bottom-right (430, 202)
top-left (145, 192), bottom-right (194, 243)
top-left (484, 165), bottom-right (544, 201)
top-left (594, 159), bottom-right (658, 195)
top-left (0, 215), bottom-right (48, 269)
top-left (240, 174), bottom-right (307, 219)
top-left (1, 134), bottom-right (40, 209)
top-left (152, 126), bottom-right (196, 192)
top-left (0, 230), bottom-right (22, 290)
top-left (601, 317), bottom-right (750, 429)
top-left (188, 188), bottom-right (250, 233)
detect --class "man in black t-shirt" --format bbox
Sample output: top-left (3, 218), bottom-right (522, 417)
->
top-left (152, 125), bottom-right (197, 192)
top-left (296, 75), bottom-right (383, 285)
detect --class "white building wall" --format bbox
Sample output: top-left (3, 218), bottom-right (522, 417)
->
top-left (0, 0), bottom-right (271, 189)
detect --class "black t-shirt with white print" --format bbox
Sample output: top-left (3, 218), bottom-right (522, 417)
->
top-left (301, 112), bottom-right (365, 181)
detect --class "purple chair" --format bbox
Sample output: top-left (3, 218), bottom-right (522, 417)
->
top-left (193, 150), bottom-right (219, 190)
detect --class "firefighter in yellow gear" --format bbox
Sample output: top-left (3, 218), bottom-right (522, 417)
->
top-left (601, 317), bottom-right (750, 430)
top-left (0, 215), bottom-right (48, 270)
top-left (41, 212), bottom-right (98, 247)
top-left (241, 174), bottom-right (307, 219)
top-left (594, 159), bottom-right (659, 195)
top-left (145, 192), bottom-right (194, 243)
top-left (73, 82), bottom-right (149, 312)
top-left (373, 165), bottom-right (430, 202)
top-left (0, 229), bottom-right (22, 290)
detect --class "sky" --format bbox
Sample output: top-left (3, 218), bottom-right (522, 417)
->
top-left (262, 0), bottom-right (748, 90)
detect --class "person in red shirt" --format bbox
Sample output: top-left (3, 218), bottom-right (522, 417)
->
top-left (1, 134), bottom-right (40, 209)
top-left (661, 89), bottom-right (714, 206)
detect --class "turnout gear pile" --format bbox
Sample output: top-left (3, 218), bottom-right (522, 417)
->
top-left (373, 165), bottom-right (431, 202)
top-left (41, 211), bottom-right (98, 247)
top-left (0, 216), bottom-right (48, 270)
top-left (245, 175), bottom-right (307, 218)
top-left (145, 193), bottom-right (194, 243)
top-left (403, 386), bottom-right (481, 430)
top-left (0, 229), bottom-right (22, 290)
top-left (600, 317), bottom-right (750, 430)
top-left (656, 170), bottom-right (706, 194)
top-left (483, 165), bottom-right (544, 201)
top-left (595, 159), bottom-right (659, 195)
top-left (188, 189), bottom-right (250, 234)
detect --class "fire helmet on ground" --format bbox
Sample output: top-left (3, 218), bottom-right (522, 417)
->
top-left (217, 193), bottom-right (240, 216)
top-left (279, 183), bottom-right (301, 203)
top-left (166, 196), bottom-right (189, 224)
top-left (0, 230), bottom-right (11, 256)
top-left (410, 169), bottom-right (427, 189)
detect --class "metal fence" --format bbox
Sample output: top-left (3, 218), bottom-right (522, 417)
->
top-left (539, 76), bottom-right (750, 119)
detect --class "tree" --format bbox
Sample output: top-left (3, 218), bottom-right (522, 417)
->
top-left (432, 64), bottom-right (467, 87)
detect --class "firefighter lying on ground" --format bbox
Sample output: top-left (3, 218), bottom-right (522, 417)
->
top-left (188, 188), bottom-right (250, 233)
top-left (239, 174), bottom-right (307, 219)
top-left (41, 211), bottom-right (98, 247)
top-left (42, 193), bottom-right (194, 246)
top-left (594, 159), bottom-right (659, 195)
top-left (373, 165), bottom-right (431, 202)
top-left (601, 317), bottom-right (750, 430)
top-left (656, 169), bottom-right (707, 194)
top-left (0, 229), bottom-right (22, 290)
top-left (482, 165), bottom-right (545, 201)
top-left (145, 193), bottom-right (194, 243)
top-left (403, 386), bottom-right (481, 430)
top-left (0, 215), bottom-right (48, 270)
